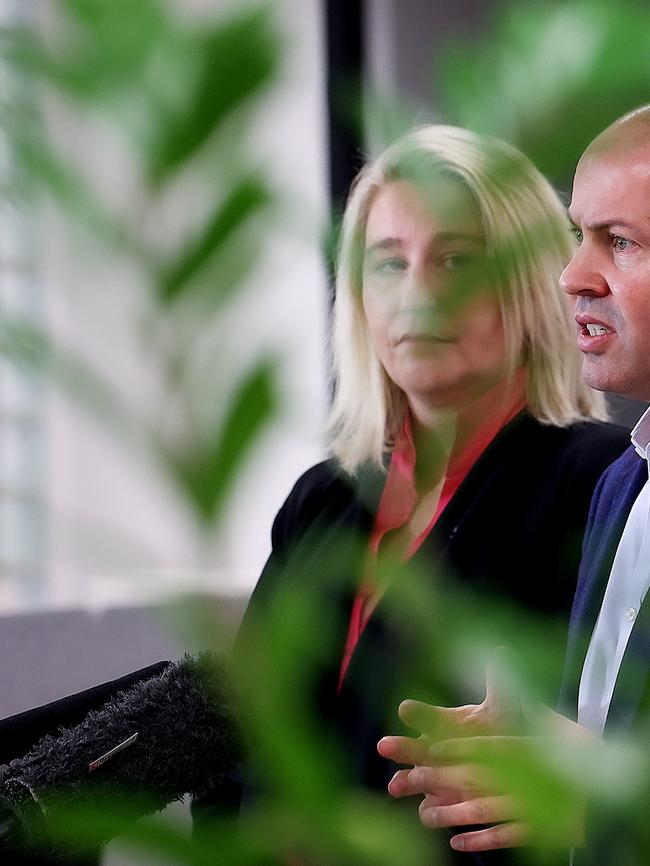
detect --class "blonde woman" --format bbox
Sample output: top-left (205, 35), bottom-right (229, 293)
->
top-left (215, 126), bottom-right (628, 848)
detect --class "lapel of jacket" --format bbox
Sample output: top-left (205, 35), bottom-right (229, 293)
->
top-left (605, 467), bottom-right (650, 732)
top-left (560, 448), bottom-right (646, 718)
top-left (342, 417), bottom-right (531, 714)
top-left (312, 462), bottom-right (385, 711)
top-left (417, 412), bottom-right (532, 565)
top-left (606, 587), bottom-right (650, 732)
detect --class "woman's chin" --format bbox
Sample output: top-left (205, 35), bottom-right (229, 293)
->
top-left (401, 374), bottom-right (512, 420)
top-left (403, 384), bottom-right (473, 417)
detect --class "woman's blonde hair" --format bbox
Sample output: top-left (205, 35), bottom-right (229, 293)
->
top-left (328, 125), bottom-right (607, 473)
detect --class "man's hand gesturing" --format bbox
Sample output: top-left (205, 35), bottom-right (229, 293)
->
top-left (377, 657), bottom-right (588, 853)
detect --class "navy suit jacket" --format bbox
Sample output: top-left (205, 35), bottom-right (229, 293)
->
top-left (560, 445), bottom-right (648, 732)
top-left (560, 447), bottom-right (650, 866)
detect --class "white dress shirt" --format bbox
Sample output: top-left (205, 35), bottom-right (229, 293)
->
top-left (578, 407), bottom-right (650, 736)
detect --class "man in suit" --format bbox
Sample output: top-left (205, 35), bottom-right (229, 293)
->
top-left (379, 104), bottom-right (650, 862)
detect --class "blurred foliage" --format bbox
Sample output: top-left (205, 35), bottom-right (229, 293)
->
top-left (1, 0), bottom-right (281, 530)
top-left (439, 0), bottom-right (650, 183)
top-left (164, 359), bottom-right (278, 524)
top-left (2, 0), bottom-right (650, 864)
top-left (158, 173), bottom-right (272, 306)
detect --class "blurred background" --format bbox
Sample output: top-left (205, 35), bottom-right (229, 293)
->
top-left (0, 0), bottom-right (648, 717)
top-left (1, 2), bottom-right (649, 864)
top-left (0, 0), bottom-right (328, 617)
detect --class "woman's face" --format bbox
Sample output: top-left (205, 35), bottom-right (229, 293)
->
top-left (361, 178), bottom-right (508, 418)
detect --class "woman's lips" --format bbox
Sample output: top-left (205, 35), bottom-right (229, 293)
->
top-left (395, 332), bottom-right (457, 346)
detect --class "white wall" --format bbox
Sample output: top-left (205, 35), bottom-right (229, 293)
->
top-left (12, 0), bottom-right (329, 612)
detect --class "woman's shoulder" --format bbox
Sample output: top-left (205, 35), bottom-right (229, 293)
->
top-left (271, 458), bottom-right (378, 543)
top-left (548, 416), bottom-right (629, 450)
top-left (282, 458), bottom-right (356, 508)
top-left (515, 414), bottom-right (630, 477)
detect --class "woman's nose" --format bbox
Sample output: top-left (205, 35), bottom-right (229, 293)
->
top-left (402, 265), bottom-right (440, 304)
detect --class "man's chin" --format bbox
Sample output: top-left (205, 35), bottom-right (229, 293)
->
top-left (581, 359), bottom-right (619, 395)
top-left (582, 362), bottom-right (650, 402)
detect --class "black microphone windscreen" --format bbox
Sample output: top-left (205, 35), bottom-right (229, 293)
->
top-left (1, 652), bottom-right (243, 852)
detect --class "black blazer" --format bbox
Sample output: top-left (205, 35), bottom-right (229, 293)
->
top-left (218, 413), bottom-right (628, 865)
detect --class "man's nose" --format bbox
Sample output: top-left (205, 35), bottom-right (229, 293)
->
top-left (560, 246), bottom-right (609, 297)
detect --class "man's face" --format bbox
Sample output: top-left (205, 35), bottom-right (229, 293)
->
top-left (560, 144), bottom-right (650, 400)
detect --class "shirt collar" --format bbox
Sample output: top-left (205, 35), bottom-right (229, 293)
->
top-left (631, 406), bottom-right (650, 459)
top-left (373, 380), bottom-right (526, 543)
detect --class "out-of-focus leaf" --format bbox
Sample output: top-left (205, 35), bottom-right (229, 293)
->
top-left (164, 360), bottom-right (277, 525)
top-left (149, 6), bottom-right (279, 183)
top-left (231, 549), bottom-right (435, 865)
top-left (1, 0), bottom-right (170, 101)
top-left (9, 124), bottom-right (132, 251)
top-left (159, 174), bottom-right (271, 305)
top-left (45, 799), bottom-right (252, 866)
top-left (59, 0), bottom-right (166, 44)
top-left (0, 320), bottom-right (131, 435)
top-left (440, 0), bottom-right (650, 181)
top-left (352, 85), bottom-right (416, 157)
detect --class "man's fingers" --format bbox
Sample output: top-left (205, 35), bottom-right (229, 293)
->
top-left (484, 648), bottom-right (515, 709)
top-left (377, 735), bottom-right (431, 765)
top-left (421, 791), bottom-right (464, 808)
top-left (398, 699), bottom-right (458, 735)
top-left (419, 794), bottom-right (518, 828)
top-left (392, 764), bottom-right (490, 797)
top-left (387, 768), bottom-right (414, 798)
top-left (449, 821), bottom-right (531, 852)
top-left (430, 735), bottom-right (531, 764)
top-left (388, 769), bottom-right (457, 800)
top-left (394, 651), bottom-right (522, 750)
top-left (398, 699), bottom-right (486, 739)
top-left (388, 770), bottom-right (465, 803)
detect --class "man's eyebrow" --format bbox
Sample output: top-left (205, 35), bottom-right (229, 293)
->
top-left (365, 232), bottom-right (484, 253)
top-left (568, 213), bottom-right (647, 234)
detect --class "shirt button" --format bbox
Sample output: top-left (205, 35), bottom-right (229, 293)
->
top-left (625, 607), bottom-right (638, 623)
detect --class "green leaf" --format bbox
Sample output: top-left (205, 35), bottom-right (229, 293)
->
top-left (2, 0), bottom-right (170, 102)
top-left (149, 6), bottom-right (279, 183)
top-left (0, 319), bottom-right (132, 435)
top-left (159, 174), bottom-right (271, 305)
top-left (439, 0), bottom-right (650, 181)
top-left (9, 123), bottom-right (131, 250)
top-left (165, 360), bottom-right (278, 525)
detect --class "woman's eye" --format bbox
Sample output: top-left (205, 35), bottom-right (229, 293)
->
top-left (612, 235), bottom-right (635, 253)
top-left (572, 227), bottom-right (583, 245)
top-left (375, 258), bottom-right (407, 274)
top-left (441, 254), bottom-right (471, 271)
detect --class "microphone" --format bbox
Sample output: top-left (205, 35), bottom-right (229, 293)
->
top-left (0, 653), bottom-right (243, 858)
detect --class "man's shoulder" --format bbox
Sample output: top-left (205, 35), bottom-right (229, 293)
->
top-left (578, 444), bottom-right (647, 550)
top-left (595, 443), bottom-right (646, 501)
top-left (602, 442), bottom-right (644, 474)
